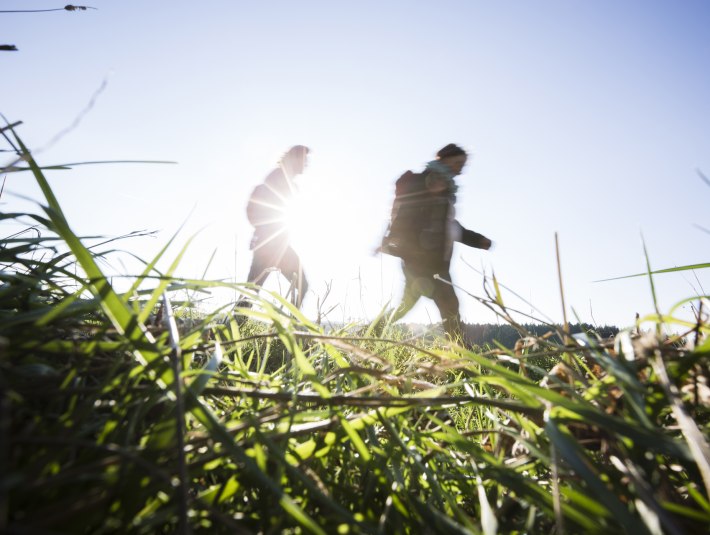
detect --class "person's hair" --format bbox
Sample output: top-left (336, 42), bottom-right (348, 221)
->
top-left (279, 145), bottom-right (309, 167)
top-left (436, 143), bottom-right (466, 159)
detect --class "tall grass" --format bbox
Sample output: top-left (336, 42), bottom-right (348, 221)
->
top-left (2, 127), bottom-right (709, 534)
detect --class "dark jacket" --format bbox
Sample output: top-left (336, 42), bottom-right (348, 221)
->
top-left (382, 169), bottom-right (489, 267)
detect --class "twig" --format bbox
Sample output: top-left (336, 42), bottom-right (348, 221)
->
top-left (555, 233), bottom-right (570, 342)
top-left (651, 350), bottom-right (710, 497)
top-left (461, 257), bottom-right (556, 323)
top-left (442, 273), bottom-right (561, 336)
top-left (202, 386), bottom-right (543, 415)
top-left (550, 440), bottom-right (565, 535)
top-left (589, 299), bottom-right (598, 330)
top-left (642, 235), bottom-right (663, 338)
top-left (697, 168), bottom-right (710, 188)
top-left (37, 76), bottom-right (109, 154)
top-left (0, 5), bottom-right (96, 13)
top-left (211, 329), bottom-right (450, 364)
top-left (1, 77), bottom-right (110, 176)
top-left (0, 117), bottom-right (21, 152)
top-left (2, 81), bottom-right (113, 177)
top-left (694, 299), bottom-right (704, 350)
top-left (610, 456), bottom-right (685, 535)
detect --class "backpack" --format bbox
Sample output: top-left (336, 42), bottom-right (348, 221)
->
top-left (380, 171), bottom-right (429, 258)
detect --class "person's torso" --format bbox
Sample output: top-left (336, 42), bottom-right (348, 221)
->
top-left (385, 169), bottom-right (457, 262)
top-left (247, 169), bottom-right (295, 246)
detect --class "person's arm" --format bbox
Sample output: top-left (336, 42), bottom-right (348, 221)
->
top-left (454, 220), bottom-right (492, 250)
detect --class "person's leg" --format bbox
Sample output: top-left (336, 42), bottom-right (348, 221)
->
top-left (277, 246), bottom-right (308, 308)
top-left (389, 274), bottom-right (421, 324)
top-left (382, 261), bottom-right (426, 328)
top-left (238, 240), bottom-right (276, 311)
top-left (431, 272), bottom-right (464, 343)
top-left (369, 261), bottom-right (422, 336)
top-left (385, 281), bottom-right (419, 323)
top-left (246, 252), bottom-right (270, 286)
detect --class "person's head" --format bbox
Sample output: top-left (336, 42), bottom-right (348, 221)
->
top-left (279, 145), bottom-right (310, 178)
top-left (436, 143), bottom-right (467, 175)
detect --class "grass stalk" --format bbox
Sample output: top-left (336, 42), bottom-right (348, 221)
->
top-left (163, 292), bottom-right (190, 534)
top-left (2, 124), bottom-right (709, 533)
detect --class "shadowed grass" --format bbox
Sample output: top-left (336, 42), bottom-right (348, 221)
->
top-left (2, 128), bottom-right (709, 533)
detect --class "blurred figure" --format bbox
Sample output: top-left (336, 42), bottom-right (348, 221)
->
top-left (244, 145), bottom-right (310, 307)
top-left (379, 143), bottom-right (492, 340)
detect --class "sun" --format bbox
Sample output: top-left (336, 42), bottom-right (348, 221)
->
top-left (285, 177), bottom-right (347, 270)
top-left (280, 168), bottom-right (395, 321)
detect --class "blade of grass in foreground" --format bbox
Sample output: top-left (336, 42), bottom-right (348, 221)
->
top-left (3, 159), bottom-right (176, 173)
top-left (13, 131), bottom-right (165, 375)
top-left (545, 417), bottom-right (645, 531)
top-left (13, 131), bottom-right (328, 533)
top-left (187, 394), bottom-right (330, 534)
top-left (595, 263), bottom-right (710, 282)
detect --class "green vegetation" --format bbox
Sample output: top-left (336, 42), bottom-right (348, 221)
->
top-left (2, 127), bottom-right (710, 534)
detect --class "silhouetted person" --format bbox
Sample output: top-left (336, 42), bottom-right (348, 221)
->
top-left (379, 143), bottom-right (492, 340)
top-left (244, 145), bottom-right (309, 307)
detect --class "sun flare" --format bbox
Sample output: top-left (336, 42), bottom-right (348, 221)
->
top-left (285, 178), bottom-right (347, 271)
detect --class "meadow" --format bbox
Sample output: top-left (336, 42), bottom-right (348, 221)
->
top-left (2, 126), bottom-right (710, 534)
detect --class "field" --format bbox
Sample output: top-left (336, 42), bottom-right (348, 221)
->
top-left (2, 129), bottom-right (710, 534)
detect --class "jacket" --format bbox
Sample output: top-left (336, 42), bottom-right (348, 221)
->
top-left (381, 168), bottom-right (489, 266)
top-left (246, 168), bottom-right (295, 249)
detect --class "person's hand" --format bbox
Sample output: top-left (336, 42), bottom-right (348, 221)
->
top-left (482, 238), bottom-right (493, 250)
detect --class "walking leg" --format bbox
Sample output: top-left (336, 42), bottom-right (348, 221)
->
top-left (279, 247), bottom-right (308, 308)
top-left (432, 275), bottom-right (465, 344)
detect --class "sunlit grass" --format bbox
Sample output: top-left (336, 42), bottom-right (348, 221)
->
top-left (2, 126), bottom-right (709, 533)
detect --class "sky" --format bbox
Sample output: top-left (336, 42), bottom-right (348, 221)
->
top-left (2, 0), bottom-right (709, 331)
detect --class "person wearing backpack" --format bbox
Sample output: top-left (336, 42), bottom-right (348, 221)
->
top-left (379, 143), bottom-right (492, 341)
top-left (244, 145), bottom-right (310, 307)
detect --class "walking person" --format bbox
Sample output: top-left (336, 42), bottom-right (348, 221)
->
top-left (244, 145), bottom-right (310, 307)
top-left (379, 143), bottom-right (492, 341)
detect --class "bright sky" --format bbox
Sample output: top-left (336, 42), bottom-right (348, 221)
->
top-left (3, 0), bottom-right (709, 331)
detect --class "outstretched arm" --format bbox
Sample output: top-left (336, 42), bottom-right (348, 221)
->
top-left (454, 220), bottom-right (492, 250)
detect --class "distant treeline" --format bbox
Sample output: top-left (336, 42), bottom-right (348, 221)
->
top-left (460, 322), bottom-right (620, 348)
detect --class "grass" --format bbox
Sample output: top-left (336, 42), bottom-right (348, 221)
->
top-left (2, 126), bottom-right (710, 534)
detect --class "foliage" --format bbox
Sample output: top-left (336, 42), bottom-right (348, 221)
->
top-left (2, 129), bottom-right (710, 534)
top-left (460, 322), bottom-right (620, 350)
